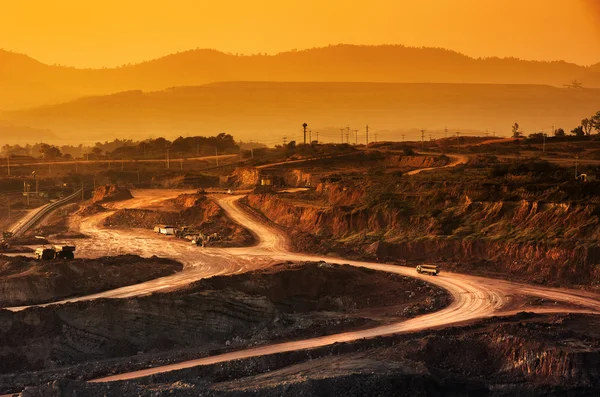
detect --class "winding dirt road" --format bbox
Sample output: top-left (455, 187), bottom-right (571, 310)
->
top-left (6, 188), bottom-right (598, 382)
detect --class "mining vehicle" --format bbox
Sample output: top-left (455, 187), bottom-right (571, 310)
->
top-left (54, 245), bottom-right (76, 260)
top-left (416, 264), bottom-right (440, 276)
top-left (35, 247), bottom-right (57, 260)
top-left (35, 245), bottom-right (76, 260)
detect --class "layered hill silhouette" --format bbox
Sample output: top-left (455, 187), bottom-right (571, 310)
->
top-left (2, 44), bottom-right (600, 110)
top-left (5, 82), bottom-right (600, 143)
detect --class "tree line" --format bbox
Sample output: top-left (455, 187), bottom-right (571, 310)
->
top-left (0, 134), bottom-right (239, 161)
top-left (512, 111), bottom-right (600, 139)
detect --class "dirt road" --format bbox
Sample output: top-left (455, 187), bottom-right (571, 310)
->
top-left (5, 188), bottom-right (598, 382)
top-left (406, 153), bottom-right (469, 175)
top-left (84, 192), bottom-right (600, 382)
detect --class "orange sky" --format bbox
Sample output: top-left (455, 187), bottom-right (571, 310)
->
top-left (1, 0), bottom-right (599, 68)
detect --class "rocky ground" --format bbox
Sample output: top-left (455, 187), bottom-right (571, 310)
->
top-left (0, 262), bottom-right (449, 394)
top-left (0, 254), bottom-right (182, 307)
top-left (15, 313), bottom-right (600, 397)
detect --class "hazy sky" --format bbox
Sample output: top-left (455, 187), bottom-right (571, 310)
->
top-left (1, 0), bottom-right (599, 68)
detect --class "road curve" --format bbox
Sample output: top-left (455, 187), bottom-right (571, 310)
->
top-left (406, 154), bottom-right (468, 176)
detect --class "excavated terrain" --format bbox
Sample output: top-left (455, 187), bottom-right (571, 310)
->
top-left (104, 193), bottom-right (254, 247)
top-left (0, 262), bottom-right (449, 393)
top-left (0, 255), bottom-right (182, 307)
top-left (18, 313), bottom-right (600, 397)
top-left (244, 158), bottom-right (600, 289)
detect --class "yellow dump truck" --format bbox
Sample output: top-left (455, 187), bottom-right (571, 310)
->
top-left (416, 264), bottom-right (440, 276)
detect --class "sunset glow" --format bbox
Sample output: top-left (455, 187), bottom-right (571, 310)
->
top-left (1, 0), bottom-right (599, 68)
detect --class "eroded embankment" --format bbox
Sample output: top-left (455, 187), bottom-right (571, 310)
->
top-left (244, 172), bottom-right (600, 288)
top-left (0, 262), bottom-right (448, 393)
top-left (0, 255), bottom-right (182, 307)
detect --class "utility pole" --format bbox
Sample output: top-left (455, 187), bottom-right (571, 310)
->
top-left (542, 131), bottom-right (546, 154)
top-left (309, 130), bottom-right (312, 143)
top-left (354, 129), bottom-right (359, 145)
top-left (374, 132), bottom-right (378, 142)
top-left (365, 125), bottom-right (369, 146)
top-left (302, 123), bottom-right (308, 145)
top-left (346, 130), bottom-right (350, 144)
top-left (340, 128), bottom-right (344, 144)
top-left (429, 132), bottom-right (432, 141)
top-left (402, 134), bottom-right (405, 142)
top-left (456, 131), bottom-right (461, 152)
top-left (421, 129), bottom-right (426, 146)
top-left (316, 131), bottom-right (319, 144)
top-left (283, 136), bottom-right (287, 146)
top-left (445, 127), bottom-right (448, 139)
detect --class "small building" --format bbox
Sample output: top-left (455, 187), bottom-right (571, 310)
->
top-left (154, 225), bottom-right (175, 235)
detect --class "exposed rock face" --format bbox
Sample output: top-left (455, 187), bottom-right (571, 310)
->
top-left (245, 176), bottom-right (600, 287)
top-left (91, 184), bottom-right (132, 204)
top-left (0, 262), bottom-right (447, 386)
top-left (16, 314), bottom-right (600, 397)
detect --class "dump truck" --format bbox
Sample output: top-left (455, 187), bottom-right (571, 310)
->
top-left (416, 264), bottom-right (440, 276)
top-left (34, 245), bottom-right (76, 260)
top-left (54, 245), bottom-right (76, 260)
top-left (35, 247), bottom-right (57, 260)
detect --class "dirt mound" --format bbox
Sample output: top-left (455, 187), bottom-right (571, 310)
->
top-left (0, 254), bottom-right (182, 307)
top-left (78, 203), bottom-right (106, 217)
top-left (92, 184), bottom-right (133, 204)
top-left (105, 195), bottom-right (254, 247)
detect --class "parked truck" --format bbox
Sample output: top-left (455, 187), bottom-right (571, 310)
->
top-left (34, 245), bottom-right (76, 260)
top-left (35, 247), bottom-right (57, 260)
top-left (416, 264), bottom-right (440, 276)
top-left (54, 245), bottom-right (76, 260)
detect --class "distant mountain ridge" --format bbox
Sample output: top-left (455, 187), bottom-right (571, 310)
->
top-left (5, 81), bottom-right (600, 143)
top-left (1, 44), bottom-right (599, 110)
